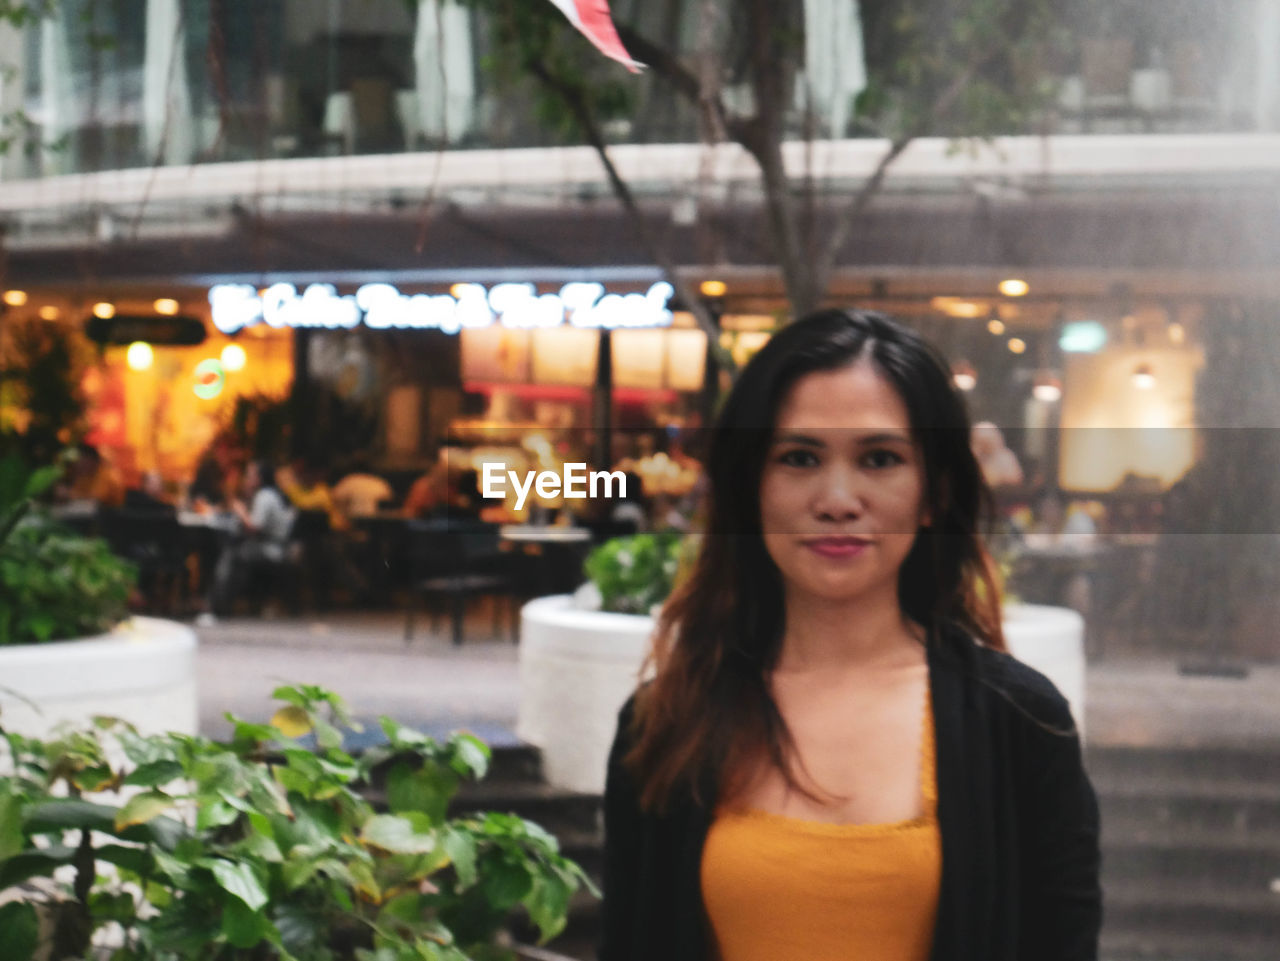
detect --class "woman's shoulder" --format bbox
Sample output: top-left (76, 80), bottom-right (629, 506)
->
top-left (939, 622), bottom-right (1079, 737)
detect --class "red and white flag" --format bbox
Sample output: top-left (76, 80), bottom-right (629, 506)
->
top-left (545, 0), bottom-right (643, 72)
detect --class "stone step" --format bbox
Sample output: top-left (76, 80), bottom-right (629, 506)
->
top-left (1101, 822), bottom-right (1280, 888)
top-left (1086, 745), bottom-right (1280, 786)
top-left (1098, 789), bottom-right (1280, 835)
top-left (1103, 878), bottom-right (1280, 940)
top-left (1101, 927), bottom-right (1280, 961)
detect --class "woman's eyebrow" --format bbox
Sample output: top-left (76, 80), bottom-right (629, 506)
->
top-left (856, 431), bottom-right (913, 446)
top-left (770, 432), bottom-right (825, 448)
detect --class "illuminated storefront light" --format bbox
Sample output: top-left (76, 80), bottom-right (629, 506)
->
top-left (126, 341), bottom-right (154, 371)
top-left (221, 343), bottom-right (247, 371)
top-left (93, 302), bottom-right (116, 319)
top-left (208, 281), bottom-right (676, 336)
top-left (193, 359), bottom-right (226, 399)
top-left (3, 290), bottom-right (27, 307)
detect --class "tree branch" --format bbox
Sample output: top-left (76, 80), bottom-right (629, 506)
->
top-left (813, 45), bottom-right (1002, 299)
top-left (524, 58), bottom-right (720, 342)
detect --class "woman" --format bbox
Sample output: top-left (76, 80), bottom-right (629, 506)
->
top-left (208, 460), bottom-right (297, 617)
top-left (599, 310), bottom-right (1101, 961)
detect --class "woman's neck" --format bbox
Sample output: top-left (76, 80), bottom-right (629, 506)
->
top-left (773, 591), bottom-right (925, 675)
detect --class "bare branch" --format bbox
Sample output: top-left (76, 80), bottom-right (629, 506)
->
top-left (524, 58), bottom-right (720, 341)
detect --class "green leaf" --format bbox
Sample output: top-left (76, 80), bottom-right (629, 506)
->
top-left (195, 796), bottom-right (240, 831)
top-left (24, 798), bottom-right (117, 833)
top-left (0, 791), bottom-right (24, 859)
top-left (0, 901), bottom-right (38, 961)
top-left (524, 874), bottom-right (572, 943)
top-left (94, 843), bottom-right (154, 875)
top-left (440, 826), bottom-right (478, 887)
top-left (221, 896), bottom-right (272, 948)
top-left (0, 845), bottom-right (76, 888)
top-left (449, 733), bottom-right (490, 780)
top-left (361, 814), bottom-right (437, 854)
top-left (114, 789), bottom-right (174, 831)
top-left (479, 858), bottom-right (533, 911)
top-left (123, 759), bottom-right (184, 788)
top-left (204, 858), bottom-right (269, 911)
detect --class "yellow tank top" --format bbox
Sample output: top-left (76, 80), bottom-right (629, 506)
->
top-left (700, 692), bottom-right (941, 961)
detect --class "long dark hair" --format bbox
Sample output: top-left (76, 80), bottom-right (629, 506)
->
top-left (626, 309), bottom-right (1005, 813)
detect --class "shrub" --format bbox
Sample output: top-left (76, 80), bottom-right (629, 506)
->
top-left (0, 684), bottom-right (595, 960)
top-left (0, 452), bottom-right (135, 645)
top-left (583, 532), bottom-right (685, 615)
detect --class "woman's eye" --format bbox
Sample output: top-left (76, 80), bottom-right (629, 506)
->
top-left (863, 449), bottom-right (905, 469)
top-left (778, 449), bottom-right (819, 467)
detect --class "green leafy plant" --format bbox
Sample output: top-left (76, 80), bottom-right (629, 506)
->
top-left (0, 684), bottom-right (596, 961)
top-left (0, 451), bottom-right (135, 646)
top-left (583, 532), bottom-right (685, 615)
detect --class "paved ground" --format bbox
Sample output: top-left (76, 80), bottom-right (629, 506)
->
top-left (193, 608), bottom-right (1280, 751)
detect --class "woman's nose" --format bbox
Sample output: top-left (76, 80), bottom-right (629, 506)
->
top-left (813, 468), bottom-right (865, 519)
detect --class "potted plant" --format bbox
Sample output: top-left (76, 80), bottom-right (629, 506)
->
top-left (0, 684), bottom-right (595, 961)
top-left (516, 534), bottom-right (686, 794)
top-left (0, 451), bottom-right (198, 738)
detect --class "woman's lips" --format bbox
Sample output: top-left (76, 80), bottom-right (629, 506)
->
top-left (803, 536), bottom-right (872, 558)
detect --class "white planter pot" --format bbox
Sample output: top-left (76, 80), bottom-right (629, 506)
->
top-left (518, 597), bottom-right (1086, 794)
top-left (1003, 603), bottom-right (1087, 739)
top-left (0, 617), bottom-right (198, 739)
top-left (518, 595), bottom-right (654, 794)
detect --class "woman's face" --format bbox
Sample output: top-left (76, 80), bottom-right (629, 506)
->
top-left (759, 359), bottom-right (931, 608)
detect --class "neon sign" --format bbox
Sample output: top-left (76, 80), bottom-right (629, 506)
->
top-left (208, 281), bottom-right (675, 335)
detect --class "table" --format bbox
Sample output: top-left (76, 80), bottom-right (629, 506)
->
top-left (499, 525), bottom-right (592, 596)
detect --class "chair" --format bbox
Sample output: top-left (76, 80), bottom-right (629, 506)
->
top-left (99, 507), bottom-right (190, 615)
top-left (404, 519), bottom-right (522, 646)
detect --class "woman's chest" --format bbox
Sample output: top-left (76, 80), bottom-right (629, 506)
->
top-left (735, 667), bottom-right (933, 825)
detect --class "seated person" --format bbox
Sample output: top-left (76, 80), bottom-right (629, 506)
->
top-left (278, 455), bottom-right (346, 531)
top-left (209, 461), bottom-right (297, 616)
top-left (332, 461), bottom-right (394, 519)
top-left (124, 471), bottom-right (174, 512)
top-left (403, 459), bottom-right (449, 518)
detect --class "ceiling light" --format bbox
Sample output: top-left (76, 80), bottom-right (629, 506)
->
top-left (1007, 337), bottom-right (1026, 354)
top-left (700, 280), bottom-right (727, 298)
top-left (126, 341), bottom-right (154, 371)
top-left (1132, 363), bottom-right (1156, 390)
top-left (154, 298), bottom-right (180, 315)
top-left (998, 279), bottom-right (1029, 297)
top-left (1032, 371), bottom-right (1062, 402)
top-left (987, 318), bottom-right (1006, 335)
top-left (93, 302), bottom-right (116, 319)
top-left (3, 290), bottom-right (28, 307)
top-left (952, 360), bottom-right (977, 391)
top-left (221, 343), bottom-right (247, 372)
top-left (38, 305), bottom-right (59, 321)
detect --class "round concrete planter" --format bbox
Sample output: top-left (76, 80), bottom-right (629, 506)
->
top-left (0, 617), bottom-right (198, 738)
top-left (1003, 602), bottom-right (1087, 738)
top-left (518, 596), bottom-right (1086, 793)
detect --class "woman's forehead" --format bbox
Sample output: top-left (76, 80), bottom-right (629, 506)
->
top-left (774, 362), bottom-right (911, 430)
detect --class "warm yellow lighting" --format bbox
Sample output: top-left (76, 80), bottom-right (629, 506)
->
top-left (1032, 372), bottom-right (1062, 402)
top-left (126, 341), bottom-right (154, 371)
top-left (221, 343), bottom-right (247, 372)
top-left (700, 279), bottom-right (727, 298)
top-left (998, 278), bottom-right (1029, 297)
top-left (931, 297), bottom-right (985, 319)
top-left (952, 360), bottom-right (977, 391)
top-left (449, 283), bottom-right (469, 299)
top-left (1132, 363), bottom-right (1156, 389)
top-left (987, 318), bottom-right (1006, 335)
top-left (38, 305), bottom-right (59, 321)
top-left (93, 301), bottom-right (116, 319)
top-left (154, 298), bottom-right (180, 315)
top-left (1168, 322), bottom-right (1186, 345)
top-left (1007, 338), bottom-right (1027, 354)
top-left (3, 289), bottom-right (28, 307)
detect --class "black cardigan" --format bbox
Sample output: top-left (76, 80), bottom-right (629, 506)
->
top-left (597, 622), bottom-right (1103, 961)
